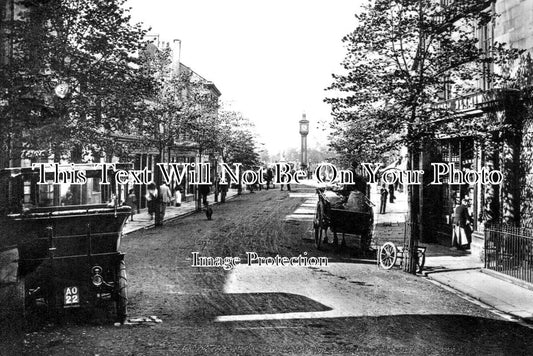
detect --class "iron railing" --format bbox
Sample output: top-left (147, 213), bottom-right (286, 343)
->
top-left (484, 224), bottom-right (533, 284)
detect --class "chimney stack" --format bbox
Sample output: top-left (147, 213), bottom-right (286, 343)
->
top-left (172, 39), bottom-right (181, 75)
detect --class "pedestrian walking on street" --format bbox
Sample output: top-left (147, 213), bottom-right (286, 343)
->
top-left (174, 185), bottom-right (182, 207)
top-left (280, 166), bottom-right (294, 192)
top-left (199, 184), bottom-right (210, 205)
top-left (214, 174), bottom-right (221, 202)
top-left (125, 189), bottom-right (137, 221)
top-left (219, 181), bottom-right (228, 203)
top-left (146, 183), bottom-right (158, 220)
top-left (265, 168), bottom-right (273, 190)
top-left (379, 184), bottom-right (388, 214)
top-left (159, 183), bottom-right (172, 221)
top-left (388, 184), bottom-right (395, 203)
top-left (280, 180), bottom-right (291, 191)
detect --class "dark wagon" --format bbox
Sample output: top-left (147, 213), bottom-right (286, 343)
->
top-left (313, 187), bottom-right (374, 251)
top-left (0, 165), bottom-right (131, 324)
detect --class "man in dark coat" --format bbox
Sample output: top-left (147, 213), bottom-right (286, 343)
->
top-left (379, 184), bottom-right (388, 214)
top-left (199, 184), bottom-right (210, 205)
top-left (265, 168), bottom-right (273, 190)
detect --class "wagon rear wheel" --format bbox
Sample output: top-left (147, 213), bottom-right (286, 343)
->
top-left (116, 260), bottom-right (128, 324)
top-left (379, 242), bottom-right (397, 270)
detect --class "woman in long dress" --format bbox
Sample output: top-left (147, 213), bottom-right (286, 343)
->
top-left (452, 198), bottom-right (472, 249)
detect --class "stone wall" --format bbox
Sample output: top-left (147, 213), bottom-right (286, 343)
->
top-left (494, 1), bottom-right (533, 227)
top-left (495, 0), bottom-right (533, 54)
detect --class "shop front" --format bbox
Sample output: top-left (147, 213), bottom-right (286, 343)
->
top-left (422, 89), bottom-right (520, 259)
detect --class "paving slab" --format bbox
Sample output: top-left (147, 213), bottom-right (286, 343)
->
top-left (122, 189), bottom-right (239, 235)
top-left (368, 184), bottom-right (533, 323)
top-left (427, 269), bottom-right (533, 321)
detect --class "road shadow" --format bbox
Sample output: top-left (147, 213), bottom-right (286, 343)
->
top-left (163, 292), bottom-right (331, 324)
top-left (218, 313), bottom-right (533, 354)
top-left (8, 291), bottom-right (329, 329)
top-left (8, 312), bottom-right (533, 355)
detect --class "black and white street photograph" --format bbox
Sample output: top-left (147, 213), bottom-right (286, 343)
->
top-left (1, 0), bottom-right (533, 355)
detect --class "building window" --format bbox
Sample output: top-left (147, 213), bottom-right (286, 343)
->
top-left (92, 177), bottom-right (101, 192)
top-left (23, 180), bottom-right (31, 203)
top-left (38, 182), bottom-right (53, 206)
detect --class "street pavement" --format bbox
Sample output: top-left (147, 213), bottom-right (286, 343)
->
top-left (368, 184), bottom-right (533, 325)
top-left (122, 181), bottom-right (533, 326)
top-left (122, 188), bottom-right (240, 235)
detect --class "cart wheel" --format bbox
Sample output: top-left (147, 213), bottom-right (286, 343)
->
top-left (116, 260), bottom-right (128, 324)
top-left (379, 242), bottom-right (397, 270)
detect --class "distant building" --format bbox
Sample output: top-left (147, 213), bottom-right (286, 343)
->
top-left (122, 40), bottom-right (221, 209)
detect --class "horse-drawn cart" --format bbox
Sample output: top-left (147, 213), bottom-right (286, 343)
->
top-left (313, 187), bottom-right (374, 251)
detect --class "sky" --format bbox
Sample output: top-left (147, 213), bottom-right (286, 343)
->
top-left (126, 0), bottom-right (363, 157)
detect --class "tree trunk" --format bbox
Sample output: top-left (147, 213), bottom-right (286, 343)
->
top-left (405, 145), bottom-right (418, 274)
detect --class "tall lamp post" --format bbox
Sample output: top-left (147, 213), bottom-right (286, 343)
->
top-left (299, 113), bottom-right (309, 169)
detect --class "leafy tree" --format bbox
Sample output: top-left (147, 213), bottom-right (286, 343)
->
top-left (325, 0), bottom-right (522, 272)
top-left (138, 45), bottom-right (221, 161)
top-left (328, 107), bottom-right (402, 166)
top-left (325, 0), bottom-right (522, 162)
top-left (258, 148), bottom-right (271, 165)
top-left (0, 0), bottom-right (150, 164)
top-left (217, 109), bottom-right (260, 169)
